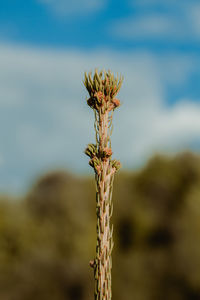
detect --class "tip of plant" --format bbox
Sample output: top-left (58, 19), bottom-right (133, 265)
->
top-left (83, 69), bottom-right (123, 113)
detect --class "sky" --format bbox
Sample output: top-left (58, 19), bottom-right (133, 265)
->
top-left (1, 0), bottom-right (200, 194)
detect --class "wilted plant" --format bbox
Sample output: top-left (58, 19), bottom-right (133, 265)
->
top-left (84, 69), bottom-right (123, 300)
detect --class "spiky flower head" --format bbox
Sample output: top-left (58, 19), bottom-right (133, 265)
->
top-left (84, 69), bottom-right (123, 112)
top-left (111, 159), bottom-right (121, 172)
top-left (85, 143), bottom-right (97, 158)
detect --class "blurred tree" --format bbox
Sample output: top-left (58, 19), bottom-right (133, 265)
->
top-left (0, 153), bottom-right (200, 299)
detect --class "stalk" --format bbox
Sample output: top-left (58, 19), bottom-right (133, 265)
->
top-left (84, 69), bottom-right (123, 300)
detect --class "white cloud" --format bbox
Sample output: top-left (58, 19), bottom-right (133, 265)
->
top-left (128, 101), bottom-right (200, 163)
top-left (131, 0), bottom-right (194, 8)
top-left (38, 0), bottom-right (106, 17)
top-left (189, 3), bottom-right (200, 37)
top-left (0, 43), bottom-right (200, 192)
top-left (111, 1), bottom-right (200, 41)
top-left (111, 14), bottom-right (183, 40)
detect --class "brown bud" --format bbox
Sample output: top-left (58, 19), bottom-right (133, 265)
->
top-left (108, 103), bottom-right (115, 111)
top-left (104, 148), bottom-right (112, 157)
top-left (94, 91), bottom-right (104, 99)
top-left (101, 148), bottom-right (113, 160)
top-left (112, 98), bottom-right (120, 107)
top-left (89, 260), bottom-right (95, 268)
top-left (87, 97), bottom-right (96, 109)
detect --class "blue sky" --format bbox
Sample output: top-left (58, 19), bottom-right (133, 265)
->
top-left (1, 0), bottom-right (200, 194)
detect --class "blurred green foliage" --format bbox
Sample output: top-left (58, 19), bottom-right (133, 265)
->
top-left (1, 152), bottom-right (200, 299)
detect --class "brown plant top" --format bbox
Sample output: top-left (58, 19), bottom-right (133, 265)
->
top-left (84, 69), bottom-right (123, 113)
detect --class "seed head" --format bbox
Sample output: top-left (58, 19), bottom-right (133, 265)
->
top-left (84, 69), bottom-right (123, 113)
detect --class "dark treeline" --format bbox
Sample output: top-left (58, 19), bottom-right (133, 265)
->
top-left (0, 152), bottom-right (200, 300)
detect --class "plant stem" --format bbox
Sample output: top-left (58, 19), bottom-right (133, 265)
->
top-left (84, 69), bottom-right (123, 300)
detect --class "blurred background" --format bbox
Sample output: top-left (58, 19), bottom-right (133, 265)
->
top-left (1, 0), bottom-right (200, 299)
